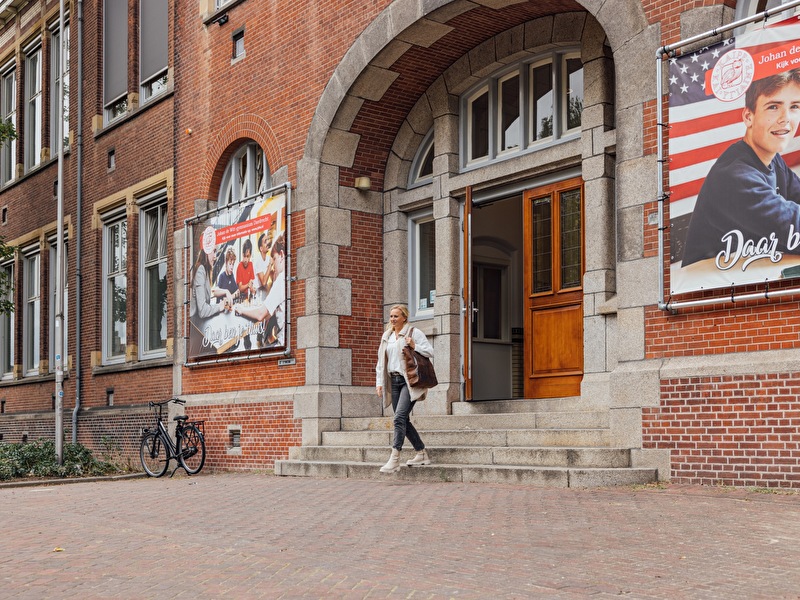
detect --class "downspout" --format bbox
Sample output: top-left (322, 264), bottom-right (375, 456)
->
top-left (71, 0), bottom-right (83, 443)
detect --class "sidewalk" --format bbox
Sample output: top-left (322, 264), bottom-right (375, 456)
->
top-left (2, 472), bottom-right (799, 599)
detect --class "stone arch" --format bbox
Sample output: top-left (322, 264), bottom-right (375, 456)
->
top-left (199, 114), bottom-right (283, 200)
top-left (301, 0), bottom-right (650, 169)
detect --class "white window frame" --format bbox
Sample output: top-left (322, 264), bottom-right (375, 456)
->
top-left (217, 141), bottom-right (271, 206)
top-left (461, 51), bottom-right (581, 171)
top-left (102, 208), bottom-right (127, 365)
top-left (561, 52), bottom-right (583, 137)
top-left (465, 84), bottom-right (490, 165)
top-left (22, 248), bottom-right (40, 376)
top-left (497, 69), bottom-right (521, 156)
top-left (50, 20), bottom-right (70, 156)
top-left (138, 191), bottom-right (168, 359)
top-left (103, 0), bottom-right (129, 125)
top-left (408, 209), bottom-right (436, 320)
top-left (48, 239), bottom-right (68, 374)
top-left (0, 261), bottom-right (13, 379)
top-left (408, 129), bottom-right (434, 188)
top-left (23, 40), bottom-right (42, 172)
top-left (529, 58), bottom-right (554, 146)
top-left (1, 61), bottom-right (16, 184)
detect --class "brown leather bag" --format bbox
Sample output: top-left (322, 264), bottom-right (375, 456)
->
top-left (402, 328), bottom-right (438, 389)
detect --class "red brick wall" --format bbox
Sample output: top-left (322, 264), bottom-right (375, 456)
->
top-left (187, 402), bottom-right (301, 470)
top-left (645, 373), bottom-right (800, 487)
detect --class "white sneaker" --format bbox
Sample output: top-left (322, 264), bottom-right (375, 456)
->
top-left (406, 449), bottom-right (431, 466)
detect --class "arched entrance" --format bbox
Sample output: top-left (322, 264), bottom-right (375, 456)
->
top-left (296, 0), bottom-right (651, 436)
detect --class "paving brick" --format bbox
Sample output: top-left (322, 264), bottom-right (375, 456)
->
top-left (2, 473), bottom-right (800, 598)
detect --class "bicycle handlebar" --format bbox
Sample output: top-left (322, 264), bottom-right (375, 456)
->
top-left (148, 397), bottom-right (186, 408)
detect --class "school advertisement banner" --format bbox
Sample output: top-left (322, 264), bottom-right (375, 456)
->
top-left (669, 15), bottom-right (800, 294)
top-left (187, 192), bottom-right (287, 360)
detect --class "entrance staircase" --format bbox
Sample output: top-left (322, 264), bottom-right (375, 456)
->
top-left (274, 397), bottom-right (659, 487)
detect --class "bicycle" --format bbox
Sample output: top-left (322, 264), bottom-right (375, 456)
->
top-left (139, 398), bottom-right (207, 477)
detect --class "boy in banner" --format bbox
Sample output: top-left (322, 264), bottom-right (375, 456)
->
top-left (682, 68), bottom-right (800, 266)
top-left (216, 247), bottom-right (239, 296)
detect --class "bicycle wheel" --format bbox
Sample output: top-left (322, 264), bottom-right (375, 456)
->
top-left (140, 431), bottom-right (169, 477)
top-left (178, 425), bottom-right (206, 475)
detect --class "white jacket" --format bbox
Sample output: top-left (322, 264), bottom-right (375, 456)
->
top-left (375, 325), bottom-right (434, 408)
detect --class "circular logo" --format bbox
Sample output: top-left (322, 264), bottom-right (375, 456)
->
top-left (201, 225), bottom-right (216, 256)
top-left (710, 48), bottom-right (755, 102)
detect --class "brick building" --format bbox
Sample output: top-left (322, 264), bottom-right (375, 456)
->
top-left (2, 0), bottom-right (800, 488)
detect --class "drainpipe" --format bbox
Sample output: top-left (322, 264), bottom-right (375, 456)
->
top-left (71, 0), bottom-right (83, 443)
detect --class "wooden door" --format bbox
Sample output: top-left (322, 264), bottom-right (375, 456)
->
top-left (523, 177), bottom-right (584, 398)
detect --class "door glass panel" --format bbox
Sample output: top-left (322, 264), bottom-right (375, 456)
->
top-left (560, 188), bottom-right (582, 289)
top-left (532, 196), bottom-right (552, 293)
top-left (482, 266), bottom-right (502, 339)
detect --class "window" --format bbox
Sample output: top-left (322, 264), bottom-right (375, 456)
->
top-left (1, 62), bottom-right (16, 184)
top-left (409, 129), bottom-right (434, 187)
top-left (140, 0), bottom-right (168, 103)
top-left (24, 41), bottom-right (42, 172)
top-left (232, 28), bottom-right (245, 60)
top-left (48, 241), bottom-right (68, 373)
top-left (139, 195), bottom-right (167, 358)
top-left (562, 53), bottom-right (583, 134)
top-left (531, 60), bottom-right (553, 142)
top-left (409, 211), bottom-right (436, 318)
top-left (462, 52), bottom-right (582, 169)
top-left (23, 251), bottom-right (40, 375)
top-left (103, 214), bottom-right (127, 363)
top-left (0, 263), bottom-right (13, 379)
top-left (216, 0), bottom-right (234, 9)
top-left (467, 85), bottom-right (489, 163)
top-left (217, 142), bottom-right (270, 206)
top-left (50, 22), bottom-right (70, 155)
top-left (498, 70), bottom-right (520, 153)
top-left (104, 0), bottom-right (129, 123)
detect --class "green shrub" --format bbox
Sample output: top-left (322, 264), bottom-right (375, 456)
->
top-left (0, 439), bottom-right (119, 481)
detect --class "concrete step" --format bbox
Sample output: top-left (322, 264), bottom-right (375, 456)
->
top-left (323, 428), bottom-right (612, 448)
top-left (451, 397), bottom-right (605, 414)
top-left (342, 411), bottom-right (609, 432)
top-left (273, 459), bottom-right (658, 488)
top-left (289, 445), bottom-right (633, 468)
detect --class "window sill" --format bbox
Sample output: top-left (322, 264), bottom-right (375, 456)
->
top-left (0, 371), bottom-right (58, 388)
top-left (92, 356), bottom-right (173, 376)
top-left (94, 88), bottom-right (174, 140)
top-left (203, 0), bottom-right (247, 27)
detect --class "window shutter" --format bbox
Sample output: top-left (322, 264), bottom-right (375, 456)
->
top-left (103, 0), bottom-right (128, 104)
top-left (140, 0), bottom-right (167, 84)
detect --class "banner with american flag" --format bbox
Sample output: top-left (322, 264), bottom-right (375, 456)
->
top-left (669, 15), bottom-right (800, 294)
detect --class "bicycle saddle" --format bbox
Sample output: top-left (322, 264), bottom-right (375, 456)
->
top-left (173, 415), bottom-right (189, 422)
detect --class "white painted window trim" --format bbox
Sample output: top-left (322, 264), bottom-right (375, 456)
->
top-left (101, 207), bottom-right (127, 365)
top-left (138, 190), bottom-right (168, 360)
top-left (408, 209), bottom-right (436, 320)
top-left (22, 247), bottom-right (40, 376)
top-left (0, 261), bottom-right (14, 379)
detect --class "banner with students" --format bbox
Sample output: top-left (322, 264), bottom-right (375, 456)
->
top-left (669, 15), bottom-right (800, 294)
top-left (187, 192), bottom-right (287, 360)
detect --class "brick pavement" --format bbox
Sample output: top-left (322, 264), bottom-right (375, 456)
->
top-left (1, 473), bottom-right (800, 599)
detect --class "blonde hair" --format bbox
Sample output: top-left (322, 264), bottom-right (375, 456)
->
top-left (385, 304), bottom-right (409, 331)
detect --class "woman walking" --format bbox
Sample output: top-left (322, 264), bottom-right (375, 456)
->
top-left (375, 304), bottom-right (435, 473)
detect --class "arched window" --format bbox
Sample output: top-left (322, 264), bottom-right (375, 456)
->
top-left (408, 129), bottom-right (434, 188)
top-left (218, 141), bottom-right (271, 206)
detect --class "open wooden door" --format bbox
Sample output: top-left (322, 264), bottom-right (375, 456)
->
top-left (462, 187), bottom-right (473, 401)
top-left (522, 177), bottom-right (584, 398)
